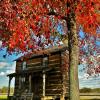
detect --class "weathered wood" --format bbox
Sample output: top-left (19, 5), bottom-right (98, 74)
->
top-left (43, 72), bottom-right (46, 97)
top-left (29, 75), bottom-right (32, 93)
top-left (16, 62), bottom-right (22, 72)
top-left (49, 54), bottom-right (61, 60)
top-left (9, 50), bottom-right (69, 100)
top-left (49, 59), bottom-right (60, 62)
top-left (27, 62), bottom-right (41, 66)
top-left (27, 58), bottom-right (42, 64)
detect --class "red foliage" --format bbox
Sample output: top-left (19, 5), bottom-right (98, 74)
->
top-left (0, 0), bottom-right (100, 52)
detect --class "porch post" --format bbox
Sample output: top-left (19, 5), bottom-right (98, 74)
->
top-left (8, 76), bottom-right (12, 98)
top-left (41, 71), bottom-right (46, 100)
top-left (42, 57), bottom-right (48, 100)
top-left (43, 71), bottom-right (46, 97)
top-left (29, 75), bottom-right (32, 93)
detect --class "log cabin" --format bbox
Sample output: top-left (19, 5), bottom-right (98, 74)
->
top-left (7, 45), bottom-right (69, 100)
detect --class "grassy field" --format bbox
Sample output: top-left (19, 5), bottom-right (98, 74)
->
top-left (80, 96), bottom-right (100, 100)
top-left (0, 95), bottom-right (7, 100)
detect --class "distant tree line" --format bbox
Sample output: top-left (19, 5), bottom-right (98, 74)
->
top-left (80, 88), bottom-right (100, 93)
top-left (0, 87), bottom-right (14, 93)
top-left (1, 87), bottom-right (100, 93)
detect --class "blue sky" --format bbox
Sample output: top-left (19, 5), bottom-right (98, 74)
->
top-left (79, 65), bottom-right (100, 89)
top-left (0, 47), bottom-right (21, 88)
top-left (0, 31), bottom-right (100, 89)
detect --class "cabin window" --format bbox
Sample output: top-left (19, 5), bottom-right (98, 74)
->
top-left (19, 76), bottom-right (26, 89)
top-left (21, 77), bottom-right (26, 84)
top-left (22, 61), bottom-right (27, 70)
top-left (43, 57), bottom-right (48, 67)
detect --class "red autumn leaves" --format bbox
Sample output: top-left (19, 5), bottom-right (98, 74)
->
top-left (0, 0), bottom-right (100, 52)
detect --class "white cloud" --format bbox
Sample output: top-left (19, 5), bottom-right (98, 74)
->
top-left (78, 75), bottom-right (83, 79)
top-left (0, 62), bottom-right (9, 68)
top-left (0, 69), bottom-right (15, 76)
top-left (6, 69), bottom-right (14, 74)
top-left (79, 73), bottom-right (97, 81)
top-left (78, 73), bottom-right (89, 80)
top-left (0, 72), bottom-right (5, 76)
top-left (0, 61), bottom-right (16, 76)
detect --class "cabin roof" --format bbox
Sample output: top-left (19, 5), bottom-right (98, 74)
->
top-left (16, 45), bottom-right (68, 61)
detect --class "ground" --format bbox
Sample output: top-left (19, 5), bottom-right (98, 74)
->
top-left (0, 95), bottom-right (7, 100)
top-left (0, 95), bottom-right (100, 100)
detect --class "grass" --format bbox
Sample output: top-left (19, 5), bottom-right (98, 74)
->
top-left (0, 95), bottom-right (7, 100)
top-left (80, 96), bottom-right (100, 100)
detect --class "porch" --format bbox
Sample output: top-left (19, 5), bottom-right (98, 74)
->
top-left (7, 67), bottom-right (67, 100)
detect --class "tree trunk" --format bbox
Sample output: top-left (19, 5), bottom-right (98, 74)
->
top-left (67, 10), bottom-right (80, 100)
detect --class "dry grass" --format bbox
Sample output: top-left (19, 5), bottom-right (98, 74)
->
top-left (80, 96), bottom-right (100, 100)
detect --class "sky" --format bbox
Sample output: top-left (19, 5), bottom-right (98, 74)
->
top-left (0, 47), bottom-right (21, 88)
top-left (0, 31), bottom-right (100, 89)
top-left (79, 65), bottom-right (100, 89)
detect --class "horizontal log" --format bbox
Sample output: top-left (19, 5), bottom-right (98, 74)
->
top-left (46, 90), bottom-right (62, 94)
top-left (45, 94), bottom-right (61, 96)
top-left (47, 71), bottom-right (62, 76)
top-left (47, 76), bottom-right (62, 80)
top-left (49, 55), bottom-right (60, 60)
top-left (27, 65), bottom-right (41, 69)
top-left (49, 65), bottom-right (60, 68)
top-left (48, 70), bottom-right (61, 73)
top-left (45, 83), bottom-right (62, 87)
top-left (27, 58), bottom-right (42, 64)
top-left (49, 63), bottom-right (60, 66)
top-left (49, 61), bottom-right (60, 65)
top-left (27, 62), bottom-right (42, 66)
top-left (46, 79), bottom-right (62, 84)
top-left (49, 59), bottom-right (60, 63)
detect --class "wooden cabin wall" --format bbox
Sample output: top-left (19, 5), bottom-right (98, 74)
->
top-left (16, 61), bottom-right (22, 72)
top-left (14, 57), bottom-right (43, 97)
top-left (26, 58), bottom-right (42, 70)
top-left (45, 54), bottom-right (62, 96)
top-left (14, 51), bottom-right (69, 98)
top-left (45, 52), bottom-right (69, 97)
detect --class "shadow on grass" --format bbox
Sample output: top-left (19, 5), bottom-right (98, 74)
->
top-left (80, 99), bottom-right (100, 100)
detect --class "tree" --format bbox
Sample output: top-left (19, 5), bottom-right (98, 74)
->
top-left (1, 87), bottom-right (8, 93)
top-left (79, 87), bottom-right (92, 93)
top-left (0, 0), bottom-right (100, 100)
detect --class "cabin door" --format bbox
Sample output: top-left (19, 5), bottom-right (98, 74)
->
top-left (32, 75), bottom-right (41, 97)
